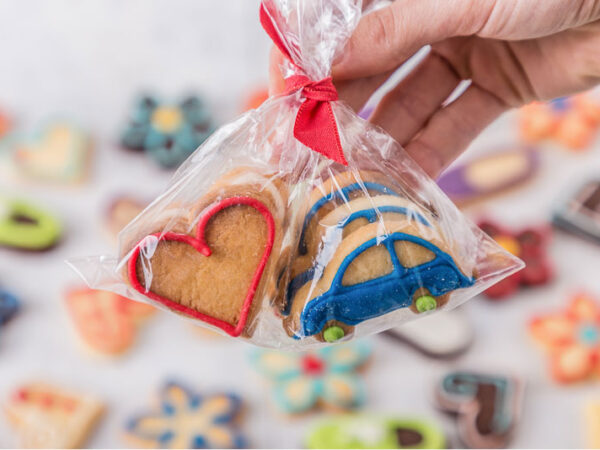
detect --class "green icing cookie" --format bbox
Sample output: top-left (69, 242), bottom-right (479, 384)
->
top-left (0, 197), bottom-right (61, 250)
top-left (306, 415), bottom-right (446, 449)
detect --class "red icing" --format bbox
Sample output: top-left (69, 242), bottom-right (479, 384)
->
top-left (302, 354), bottom-right (325, 376)
top-left (128, 197), bottom-right (275, 337)
top-left (14, 389), bottom-right (28, 402)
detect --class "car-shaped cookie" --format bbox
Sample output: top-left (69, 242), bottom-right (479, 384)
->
top-left (284, 220), bottom-right (475, 342)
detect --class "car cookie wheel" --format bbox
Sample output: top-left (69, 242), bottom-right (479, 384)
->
top-left (410, 288), bottom-right (450, 314)
top-left (319, 321), bottom-right (354, 343)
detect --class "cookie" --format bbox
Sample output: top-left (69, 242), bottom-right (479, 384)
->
top-left (125, 169), bottom-right (287, 338)
top-left (250, 341), bottom-right (371, 415)
top-left (0, 196), bottom-right (62, 251)
top-left (435, 371), bottom-right (524, 448)
top-left (520, 94), bottom-right (600, 151)
top-left (529, 292), bottom-right (600, 383)
top-left (105, 195), bottom-right (147, 240)
top-left (0, 109), bottom-right (12, 138)
top-left (121, 94), bottom-right (215, 169)
top-left (586, 402), bottom-right (600, 449)
top-left (306, 415), bottom-right (446, 449)
top-left (552, 179), bottom-right (600, 246)
top-left (383, 309), bottom-right (473, 359)
top-left (0, 288), bottom-right (19, 326)
top-left (4, 121), bottom-right (91, 184)
top-left (436, 148), bottom-right (539, 207)
top-left (284, 219), bottom-right (475, 341)
top-left (124, 380), bottom-right (246, 449)
top-left (65, 288), bottom-right (155, 355)
top-left (479, 221), bottom-right (553, 299)
top-left (4, 382), bottom-right (104, 448)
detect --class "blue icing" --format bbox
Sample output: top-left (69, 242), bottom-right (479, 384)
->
top-left (296, 232), bottom-right (474, 338)
top-left (283, 268), bottom-right (317, 316)
top-left (158, 430), bottom-right (175, 445)
top-left (579, 324), bottom-right (599, 345)
top-left (0, 289), bottom-right (19, 325)
top-left (441, 372), bottom-right (513, 434)
top-left (550, 97), bottom-right (570, 112)
top-left (299, 182), bottom-right (400, 254)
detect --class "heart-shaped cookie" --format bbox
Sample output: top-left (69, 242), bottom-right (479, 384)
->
top-left (128, 196), bottom-right (275, 337)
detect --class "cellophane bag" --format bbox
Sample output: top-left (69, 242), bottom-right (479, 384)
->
top-left (69, 0), bottom-right (523, 349)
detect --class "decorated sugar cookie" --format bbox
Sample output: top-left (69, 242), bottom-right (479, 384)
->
top-left (124, 381), bottom-right (246, 449)
top-left (4, 121), bottom-right (91, 184)
top-left (479, 221), bottom-right (552, 299)
top-left (435, 371), bottom-right (524, 448)
top-left (65, 288), bottom-right (155, 355)
top-left (0, 196), bottom-right (62, 251)
top-left (586, 402), bottom-right (600, 448)
top-left (5, 383), bottom-right (104, 448)
top-left (125, 169), bottom-right (287, 338)
top-left (0, 288), bottom-right (19, 327)
top-left (519, 94), bottom-right (600, 150)
top-left (437, 148), bottom-right (539, 206)
top-left (0, 110), bottom-right (12, 138)
top-left (250, 341), bottom-right (371, 414)
top-left (529, 292), bottom-right (600, 383)
top-left (105, 195), bottom-right (147, 240)
top-left (121, 94), bottom-right (215, 168)
top-left (306, 415), bottom-right (446, 449)
top-left (552, 179), bottom-right (600, 245)
top-left (384, 310), bottom-right (473, 359)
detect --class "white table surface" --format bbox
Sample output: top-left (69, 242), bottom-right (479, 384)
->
top-left (0, 1), bottom-right (599, 448)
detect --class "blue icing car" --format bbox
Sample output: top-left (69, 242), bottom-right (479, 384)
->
top-left (284, 220), bottom-right (475, 342)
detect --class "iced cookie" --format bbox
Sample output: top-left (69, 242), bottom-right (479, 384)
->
top-left (105, 195), bottom-right (147, 240)
top-left (4, 383), bottom-right (104, 448)
top-left (306, 415), bottom-right (446, 449)
top-left (0, 110), bottom-right (12, 138)
top-left (479, 221), bottom-right (553, 299)
top-left (126, 169), bottom-right (287, 338)
top-left (384, 310), bottom-right (473, 359)
top-left (586, 402), bottom-right (600, 449)
top-left (435, 371), bottom-right (524, 448)
top-left (284, 219), bottom-right (475, 341)
top-left (121, 94), bottom-right (215, 169)
top-left (250, 341), bottom-right (370, 415)
top-left (0, 288), bottom-right (19, 326)
top-left (552, 179), bottom-right (600, 245)
top-left (437, 148), bottom-right (539, 207)
top-left (6, 121), bottom-right (91, 184)
top-left (529, 292), bottom-right (600, 383)
top-left (65, 288), bottom-right (155, 355)
top-left (0, 196), bottom-right (62, 251)
top-left (124, 381), bottom-right (246, 449)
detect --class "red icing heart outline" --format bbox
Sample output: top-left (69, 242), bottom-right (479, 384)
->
top-left (127, 196), bottom-right (275, 337)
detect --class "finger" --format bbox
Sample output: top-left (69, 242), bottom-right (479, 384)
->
top-left (404, 84), bottom-right (508, 178)
top-left (336, 69), bottom-right (396, 112)
top-left (369, 52), bottom-right (461, 146)
top-left (333, 0), bottom-right (600, 81)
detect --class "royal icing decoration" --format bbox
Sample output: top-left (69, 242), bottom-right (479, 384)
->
top-left (250, 341), bottom-right (371, 414)
top-left (529, 293), bottom-right (600, 383)
top-left (121, 94), bottom-right (215, 168)
top-left (125, 381), bottom-right (246, 449)
top-left (479, 221), bottom-right (553, 299)
top-left (306, 415), bottom-right (446, 449)
top-left (5, 383), bottom-right (104, 449)
top-left (436, 371), bottom-right (523, 449)
top-left (128, 196), bottom-right (275, 337)
top-left (519, 94), bottom-right (600, 150)
top-left (66, 288), bottom-right (155, 355)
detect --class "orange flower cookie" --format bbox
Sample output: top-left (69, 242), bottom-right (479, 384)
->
top-left (66, 288), bottom-right (155, 355)
top-left (4, 383), bottom-right (104, 448)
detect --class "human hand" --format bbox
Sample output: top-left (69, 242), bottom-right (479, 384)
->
top-left (269, 0), bottom-right (600, 177)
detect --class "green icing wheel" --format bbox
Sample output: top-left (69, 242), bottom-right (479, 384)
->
top-left (306, 415), bottom-right (446, 449)
top-left (0, 197), bottom-right (61, 250)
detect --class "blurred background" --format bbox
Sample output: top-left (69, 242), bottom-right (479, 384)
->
top-left (0, 1), bottom-right (599, 448)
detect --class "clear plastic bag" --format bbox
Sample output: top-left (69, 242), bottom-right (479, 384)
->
top-left (69, 0), bottom-right (523, 349)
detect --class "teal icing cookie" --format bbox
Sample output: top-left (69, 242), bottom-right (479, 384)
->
top-left (306, 415), bottom-right (446, 449)
top-left (0, 197), bottom-right (61, 250)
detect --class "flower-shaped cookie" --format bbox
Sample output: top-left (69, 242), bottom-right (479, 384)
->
top-left (121, 95), bottom-right (214, 169)
top-left (520, 94), bottom-right (600, 151)
top-left (478, 221), bottom-right (553, 299)
top-left (124, 381), bottom-right (246, 449)
top-left (251, 341), bottom-right (371, 414)
top-left (529, 293), bottom-right (600, 383)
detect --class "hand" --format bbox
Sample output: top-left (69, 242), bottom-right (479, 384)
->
top-left (269, 0), bottom-right (600, 177)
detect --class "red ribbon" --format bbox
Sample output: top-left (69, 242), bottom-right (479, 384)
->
top-left (260, 3), bottom-right (347, 166)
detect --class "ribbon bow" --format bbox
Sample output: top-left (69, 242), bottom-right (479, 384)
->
top-left (260, 4), bottom-right (347, 166)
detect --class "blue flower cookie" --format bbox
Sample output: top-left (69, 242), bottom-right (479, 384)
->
top-left (121, 94), bottom-right (215, 169)
top-left (250, 341), bottom-right (371, 415)
top-left (124, 381), bottom-right (246, 449)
